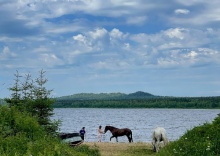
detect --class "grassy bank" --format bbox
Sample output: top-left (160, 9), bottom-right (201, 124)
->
top-left (84, 142), bottom-right (156, 156)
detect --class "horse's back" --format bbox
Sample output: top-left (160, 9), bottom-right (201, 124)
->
top-left (152, 127), bottom-right (167, 139)
top-left (154, 127), bottom-right (166, 134)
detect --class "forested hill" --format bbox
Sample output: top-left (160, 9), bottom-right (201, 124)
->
top-left (53, 91), bottom-right (220, 108)
top-left (55, 91), bottom-right (157, 100)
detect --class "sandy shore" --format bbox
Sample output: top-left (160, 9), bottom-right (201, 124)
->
top-left (83, 142), bottom-right (153, 156)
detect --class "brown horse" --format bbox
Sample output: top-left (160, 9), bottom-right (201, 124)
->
top-left (104, 126), bottom-right (133, 143)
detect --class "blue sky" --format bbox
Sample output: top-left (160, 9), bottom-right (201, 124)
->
top-left (1, 0), bottom-right (220, 98)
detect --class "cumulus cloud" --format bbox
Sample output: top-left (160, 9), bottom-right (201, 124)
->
top-left (88, 28), bottom-right (108, 39)
top-left (164, 28), bottom-right (187, 39)
top-left (73, 34), bottom-right (87, 44)
top-left (1, 0), bottom-right (220, 97)
top-left (110, 28), bottom-right (124, 39)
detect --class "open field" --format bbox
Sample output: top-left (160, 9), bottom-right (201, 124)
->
top-left (83, 142), bottom-right (156, 156)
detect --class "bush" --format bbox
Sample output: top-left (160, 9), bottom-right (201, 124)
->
top-left (158, 114), bottom-right (220, 156)
top-left (0, 106), bottom-right (100, 156)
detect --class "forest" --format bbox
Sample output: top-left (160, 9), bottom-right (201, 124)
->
top-left (53, 91), bottom-right (220, 108)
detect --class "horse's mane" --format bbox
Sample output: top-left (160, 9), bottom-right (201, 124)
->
top-left (107, 125), bottom-right (117, 129)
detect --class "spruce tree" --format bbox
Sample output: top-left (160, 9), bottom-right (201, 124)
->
top-left (5, 70), bottom-right (23, 109)
top-left (32, 69), bottom-right (57, 133)
top-left (5, 69), bottom-right (59, 135)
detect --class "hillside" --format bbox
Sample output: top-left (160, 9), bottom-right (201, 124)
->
top-left (55, 91), bottom-right (157, 100)
top-left (53, 91), bottom-right (220, 108)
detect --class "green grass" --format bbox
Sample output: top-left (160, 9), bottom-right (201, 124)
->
top-left (123, 145), bottom-right (155, 156)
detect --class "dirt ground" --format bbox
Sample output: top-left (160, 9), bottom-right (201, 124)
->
top-left (84, 142), bottom-right (155, 156)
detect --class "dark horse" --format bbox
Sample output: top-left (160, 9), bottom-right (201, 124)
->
top-left (104, 126), bottom-right (133, 143)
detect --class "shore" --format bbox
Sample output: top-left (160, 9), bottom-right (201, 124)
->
top-left (83, 142), bottom-right (156, 156)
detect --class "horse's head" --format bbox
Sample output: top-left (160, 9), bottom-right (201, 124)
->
top-left (104, 126), bottom-right (109, 133)
top-left (152, 141), bottom-right (156, 152)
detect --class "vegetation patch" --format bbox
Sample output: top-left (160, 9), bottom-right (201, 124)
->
top-left (0, 70), bottom-right (100, 156)
top-left (157, 114), bottom-right (220, 156)
top-left (53, 92), bottom-right (220, 109)
top-left (84, 142), bottom-right (156, 156)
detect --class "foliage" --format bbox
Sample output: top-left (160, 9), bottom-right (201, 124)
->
top-left (0, 105), bottom-right (100, 156)
top-left (53, 96), bottom-right (220, 108)
top-left (0, 98), bottom-right (6, 105)
top-left (4, 70), bottom-right (59, 135)
top-left (157, 114), bottom-right (220, 156)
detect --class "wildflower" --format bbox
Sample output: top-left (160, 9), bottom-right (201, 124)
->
top-left (206, 145), bottom-right (210, 151)
top-left (173, 148), bottom-right (178, 154)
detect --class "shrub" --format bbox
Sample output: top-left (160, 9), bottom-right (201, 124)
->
top-left (0, 106), bottom-right (100, 156)
top-left (158, 114), bottom-right (220, 156)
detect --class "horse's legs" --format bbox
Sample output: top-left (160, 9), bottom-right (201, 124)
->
top-left (127, 135), bottom-right (131, 142)
top-left (126, 132), bottom-right (133, 143)
top-left (152, 141), bottom-right (156, 152)
top-left (155, 137), bottom-right (160, 152)
top-left (116, 137), bottom-right (118, 142)
top-left (110, 136), bottom-right (113, 141)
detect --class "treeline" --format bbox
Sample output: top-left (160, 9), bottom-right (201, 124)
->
top-left (53, 96), bottom-right (220, 108)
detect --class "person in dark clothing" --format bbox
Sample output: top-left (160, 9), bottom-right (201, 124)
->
top-left (79, 127), bottom-right (86, 140)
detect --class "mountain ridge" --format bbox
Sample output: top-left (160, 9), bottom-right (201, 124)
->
top-left (55, 91), bottom-right (158, 100)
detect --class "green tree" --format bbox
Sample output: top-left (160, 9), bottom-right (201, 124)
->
top-left (31, 69), bottom-right (58, 134)
top-left (5, 70), bottom-right (22, 108)
top-left (5, 69), bottom-right (59, 135)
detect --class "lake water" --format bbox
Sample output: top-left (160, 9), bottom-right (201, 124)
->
top-left (52, 108), bottom-right (220, 143)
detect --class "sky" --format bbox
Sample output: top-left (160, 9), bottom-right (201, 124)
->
top-left (0, 0), bottom-right (220, 98)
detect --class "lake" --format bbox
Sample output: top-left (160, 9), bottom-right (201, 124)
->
top-left (52, 108), bottom-right (219, 143)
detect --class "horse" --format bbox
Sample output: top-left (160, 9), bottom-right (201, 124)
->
top-left (104, 125), bottom-right (133, 143)
top-left (152, 127), bottom-right (168, 152)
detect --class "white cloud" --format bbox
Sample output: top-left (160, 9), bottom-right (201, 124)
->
top-left (174, 9), bottom-right (190, 15)
top-left (1, 0), bottom-right (220, 97)
top-left (171, 1), bottom-right (220, 25)
top-left (164, 28), bottom-right (186, 40)
top-left (110, 28), bottom-right (124, 39)
top-left (73, 34), bottom-right (87, 44)
top-left (124, 43), bottom-right (130, 50)
top-left (184, 51), bottom-right (198, 58)
top-left (39, 53), bottom-right (63, 67)
top-left (0, 46), bottom-right (17, 60)
top-left (88, 28), bottom-right (108, 39)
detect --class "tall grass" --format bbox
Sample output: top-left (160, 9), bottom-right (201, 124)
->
top-left (0, 106), bottom-right (100, 156)
top-left (158, 113), bottom-right (220, 156)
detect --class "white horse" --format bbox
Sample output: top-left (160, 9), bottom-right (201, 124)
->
top-left (152, 127), bottom-right (168, 152)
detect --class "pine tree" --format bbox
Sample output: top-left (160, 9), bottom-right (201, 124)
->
top-left (5, 69), bottom-right (59, 135)
top-left (5, 70), bottom-right (22, 109)
top-left (32, 69), bottom-right (57, 133)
